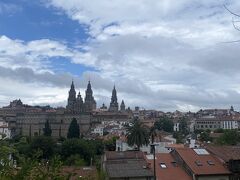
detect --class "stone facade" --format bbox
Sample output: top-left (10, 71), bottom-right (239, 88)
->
top-left (66, 81), bottom-right (96, 113)
top-left (0, 81), bottom-right (133, 139)
top-left (17, 112), bottom-right (91, 138)
top-left (109, 86), bottom-right (119, 112)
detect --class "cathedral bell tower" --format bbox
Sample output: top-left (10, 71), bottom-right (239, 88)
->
top-left (109, 85), bottom-right (119, 112)
top-left (84, 81), bottom-right (96, 112)
top-left (66, 81), bottom-right (76, 111)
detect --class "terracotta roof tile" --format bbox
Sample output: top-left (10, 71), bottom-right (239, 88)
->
top-left (206, 145), bottom-right (240, 162)
top-left (145, 153), bottom-right (192, 180)
top-left (105, 151), bottom-right (144, 160)
top-left (174, 148), bottom-right (231, 175)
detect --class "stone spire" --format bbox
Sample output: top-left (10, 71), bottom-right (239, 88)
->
top-left (120, 100), bottom-right (125, 111)
top-left (77, 92), bottom-right (83, 103)
top-left (109, 85), bottom-right (119, 112)
top-left (75, 91), bottom-right (84, 113)
top-left (66, 80), bottom-right (76, 111)
top-left (84, 81), bottom-right (96, 112)
top-left (85, 81), bottom-right (93, 102)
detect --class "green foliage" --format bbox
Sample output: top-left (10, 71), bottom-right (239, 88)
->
top-left (194, 129), bottom-right (204, 134)
top-left (216, 130), bottom-right (240, 145)
top-left (149, 126), bottom-right (158, 143)
top-left (0, 135), bottom-right (105, 180)
top-left (213, 128), bottom-right (224, 133)
top-left (43, 120), bottom-right (52, 137)
top-left (199, 131), bottom-right (212, 142)
top-left (61, 138), bottom-right (103, 165)
top-left (104, 136), bottom-right (118, 151)
top-left (67, 118), bottom-right (80, 139)
top-left (29, 136), bottom-right (55, 159)
top-left (0, 144), bottom-right (17, 179)
top-left (65, 154), bottom-right (86, 166)
top-left (173, 132), bottom-right (184, 144)
top-left (97, 170), bottom-right (107, 180)
top-left (154, 116), bottom-right (174, 133)
top-left (179, 117), bottom-right (189, 135)
top-left (127, 120), bottom-right (149, 150)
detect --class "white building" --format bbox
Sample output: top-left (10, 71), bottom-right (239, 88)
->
top-left (221, 120), bottom-right (238, 129)
top-left (116, 135), bottom-right (177, 153)
top-left (0, 121), bottom-right (11, 139)
top-left (173, 123), bottom-right (179, 132)
top-left (92, 125), bottom-right (104, 136)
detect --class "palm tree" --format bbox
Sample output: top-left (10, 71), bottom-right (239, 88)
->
top-left (126, 120), bottom-right (149, 150)
top-left (149, 127), bottom-right (157, 143)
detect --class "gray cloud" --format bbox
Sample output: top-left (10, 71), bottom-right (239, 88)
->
top-left (1, 1), bottom-right (240, 111)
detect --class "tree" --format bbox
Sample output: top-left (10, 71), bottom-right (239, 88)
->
top-left (179, 117), bottom-right (189, 135)
top-left (214, 128), bottom-right (224, 133)
top-left (61, 139), bottom-right (98, 165)
top-left (104, 136), bottom-right (118, 151)
top-left (216, 130), bottom-right (240, 145)
top-left (173, 132), bottom-right (184, 144)
top-left (154, 116), bottom-right (174, 133)
top-left (126, 120), bottom-right (149, 150)
top-left (149, 126), bottom-right (158, 144)
top-left (67, 118), bottom-right (80, 139)
top-left (29, 136), bottom-right (55, 159)
top-left (43, 120), bottom-right (52, 136)
top-left (199, 131), bottom-right (212, 142)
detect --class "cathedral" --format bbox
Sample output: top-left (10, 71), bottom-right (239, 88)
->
top-left (109, 85), bottom-right (119, 112)
top-left (66, 81), bottom-right (96, 113)
top-left (0, 81), bottom-right (131, 139)
top-left (66, 81), bottom-right (126, 114)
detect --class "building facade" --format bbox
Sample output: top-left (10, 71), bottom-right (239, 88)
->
top-left (195, 115), bottom-right (240, 130)
top-left (109, 86), bottom-right (119, 112)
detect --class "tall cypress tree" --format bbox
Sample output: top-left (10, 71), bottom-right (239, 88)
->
top-left (43, 120), bottom-right (52, 136)
top-left (67, 118), bottom-right (80, 138)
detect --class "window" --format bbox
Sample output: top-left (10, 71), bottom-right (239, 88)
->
top-left (207, 160), bottom-right (215, 165)
top-left (195, 161), bottom-right (203, 166)
top-left (160, 163), bottom-right (167, 168)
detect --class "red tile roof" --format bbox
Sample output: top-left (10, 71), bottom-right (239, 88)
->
top-left (145, 153), bottom-right (192, 180)
top-left (105, 151), bottom-right (144, 160)
top-left (206, 145), bottom-right (240, 162)
top-left (175, 148), bottom-right (231, 175)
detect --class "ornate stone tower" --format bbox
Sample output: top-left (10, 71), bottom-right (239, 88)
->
top-left (120, 100), bottom-right (125, 112)
top-left (66, 81), bottom-right (76, 111)
top-left (84, 81), bottom-right (96, 112)
top-left (75, 91), bottom-right (84, 113)
top-left (109, 85), bottom-right (119, 112)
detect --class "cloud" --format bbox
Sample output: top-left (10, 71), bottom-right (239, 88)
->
top-left (1, 1), bottom-right (240, 111)
top-left (0, 2), bottom-right (22, 15)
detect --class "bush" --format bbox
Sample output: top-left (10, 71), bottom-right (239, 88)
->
top-left (29, 136), bottom-right (55, 159)
top-left (64, 154), bottom-right (86, 166)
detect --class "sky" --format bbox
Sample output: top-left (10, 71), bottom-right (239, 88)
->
top-left (1, 0), bottom-right (240, 112)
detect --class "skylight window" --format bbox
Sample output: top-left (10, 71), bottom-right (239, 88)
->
top-left (207, 160), bottom-right (215, 165)
top-left (160, 163), bottom-right (167, 168)
top-left (195, 160), bottom-right (203, 166)
top-left (193, 148), bottom-right (209, 155)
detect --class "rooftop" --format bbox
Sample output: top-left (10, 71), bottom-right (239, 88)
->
top-left (105, 151), bottom-right (144, 160)
top-left (145, 153), bottom-right (192, 180)
top-left (104, 151), bottom-right (153, 178)
top-left (206, 145), bottom-right (240, 162)
top-left (174, 148), bottom-right (231, 175)
top-left (106, 159), bottom-right (153, 178)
